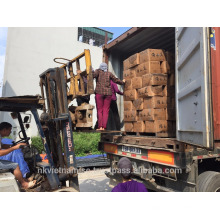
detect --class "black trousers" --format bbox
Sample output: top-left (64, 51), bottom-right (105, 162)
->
top-left (107, 100), bottom-right (121, 130)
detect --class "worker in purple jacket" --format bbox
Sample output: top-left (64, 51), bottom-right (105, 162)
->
top-left (108, 80), bottom-right (124, 130)
top-left (112, 157), bottom-right (148, 192)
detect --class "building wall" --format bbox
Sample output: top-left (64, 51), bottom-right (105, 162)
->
top-left (0, 27), bottom-right (103, 136)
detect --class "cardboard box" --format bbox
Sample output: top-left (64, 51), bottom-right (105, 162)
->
top-left (150, 98), bottom-right (175, 109)
top-left (123, 67), bottom-right (137, 80)
top-left (154, 109), bottom-right (167, 120)
top-left (123, 58), bottom-right (130, 71)
top-left (124, 101), bottom-right (135, 111)
top-left (130, 67), bottom-right (137, 79)
top-left (145, 120), bottom-right (176, 134)
top-left (143, 97), bottom-right (168, 109)
top-left (155, 120), bottom-right (175, 132)
top-left (161, 61), bottom-right (171, 74)
top-left (124, 122), bottom-right (134, 132)
top-left (124, 111), bottom-right (138, 122)
top-left (128, 53), bottom-right (140, 68)
top-left (133, 98), bottom-right (144, 110)
top-left (138, 109), bottom-right (154, 121)
top-left (123, 69), bottom-right (131, 80)
top-left (131, 77), bottom-right (142, 89)
top-left (136, 61), bottom-right (161, 77)
top-left (137, 86), bottom-right (165, 98)
top-left (140, 108), bottom-right (176, 121)
top-left (125, 79), bottom-right (132, 90)
top-left (145, 120), bottom-right (156, 133)
top-left (133, 121), bottom-right (145, 132)
top-left (139, 49), bottom-right (166, 63)
top-left (138, 108), bottom-right (166, 121)
top-left (145, 120), bottom-right (176, 136)
top-left (142, 73), bottom-right (167, 87)
top-left (124, 89), bottom-right (138, 101)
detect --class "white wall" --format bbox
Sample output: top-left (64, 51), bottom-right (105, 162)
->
top-left (0, 27), bottom-right (103, 136)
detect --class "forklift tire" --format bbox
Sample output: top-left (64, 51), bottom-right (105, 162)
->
top-left (198, 171), bottom-right (220, 192)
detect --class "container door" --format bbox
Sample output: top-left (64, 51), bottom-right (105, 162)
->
top-left (175, 27), bottom-right (213, 148)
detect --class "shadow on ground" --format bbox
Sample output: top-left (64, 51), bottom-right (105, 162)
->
top-left (79, 177), bottom-right (112, 192)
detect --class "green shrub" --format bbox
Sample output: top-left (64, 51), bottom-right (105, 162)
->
top-left (73, 132), bottom-right (101, 157)
top-left (31, 133), bottom-right (101, 157)
top-left (31, 136), bottom-right (44, 153)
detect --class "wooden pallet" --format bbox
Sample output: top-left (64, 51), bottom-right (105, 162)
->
top-left (101, 134), bottom-right (185, 152)
top-left (75, 129), bottom-right (122, 134)
top-left (124, 131), bottom-right (176, 138)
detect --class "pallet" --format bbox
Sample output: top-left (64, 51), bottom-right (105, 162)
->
top-left (75, 129), bottom-right (122, 134)
top-left (125, 132), bottom-right (156, 137)
top-left (101, 134), bottom-right (185, 152)
top-left (124, 131), bottom-right (176, 138)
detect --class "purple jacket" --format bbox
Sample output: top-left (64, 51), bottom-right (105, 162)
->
top-left (111, 80), bottom-right (123, 101)
top-left (112, 180), bottom-right (148, 192)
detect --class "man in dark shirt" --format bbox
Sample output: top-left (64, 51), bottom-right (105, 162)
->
top-left (112, 157), bottom-right (148, 192)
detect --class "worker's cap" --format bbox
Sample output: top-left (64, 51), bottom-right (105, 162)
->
top-left (117, 157), bottom-right (132, 178)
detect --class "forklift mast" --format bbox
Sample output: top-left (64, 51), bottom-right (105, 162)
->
top-left (39, 50), bottom-right (94, 190)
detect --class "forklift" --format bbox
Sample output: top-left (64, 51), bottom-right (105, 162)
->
top-left (0, 50), bottom-right (95, 192)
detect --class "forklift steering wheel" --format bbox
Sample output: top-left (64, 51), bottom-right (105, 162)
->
top-left (12, 137), bottom-right (30, 148)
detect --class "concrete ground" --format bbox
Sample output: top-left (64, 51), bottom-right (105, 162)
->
top-left (78, 168), bottom-right (112, 192)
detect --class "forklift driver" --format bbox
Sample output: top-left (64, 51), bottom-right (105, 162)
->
top-left (0, 122), bottom-right (36, 189)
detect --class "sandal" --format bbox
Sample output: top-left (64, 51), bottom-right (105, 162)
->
top-left (27, 173), bottom-right (35, 182)
top-left (25, 180), bottom-right (37, 189)
top-left (96, 128), bottom-right (102, 131)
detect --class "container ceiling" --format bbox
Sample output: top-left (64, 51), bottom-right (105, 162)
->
top-left (105, 27), bottom-right (175, 59)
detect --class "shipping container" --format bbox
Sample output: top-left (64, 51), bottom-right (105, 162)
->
top-left (100, 27), bottom-right (220, 192)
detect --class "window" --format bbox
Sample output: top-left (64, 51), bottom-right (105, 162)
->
top-left (78, 27), bottom-right (113, 47)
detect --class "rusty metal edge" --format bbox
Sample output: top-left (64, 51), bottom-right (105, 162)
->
top-left (103, 27), bottom-right (146, 51)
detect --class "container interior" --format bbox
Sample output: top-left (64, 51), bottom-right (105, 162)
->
top-left (107, 27), bottom-right (175, 78)
top-left (107, 27), bottom-right (176, 137)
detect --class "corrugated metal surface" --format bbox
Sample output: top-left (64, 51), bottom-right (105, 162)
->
top-left (175, 27), bottom-right (213, 148)
top-left (211, 27), bottom-right (220, 140)
top-left (105, 27), bottom-right (175, 59)
top-left (105, 27), bottom-right (175, 76)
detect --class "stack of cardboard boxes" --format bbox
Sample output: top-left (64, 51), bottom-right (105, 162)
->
top-left (123, 48), bottom-right (176, 137)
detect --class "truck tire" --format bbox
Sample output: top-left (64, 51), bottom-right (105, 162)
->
top-left (198, 171), bottom-right (220, 192)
